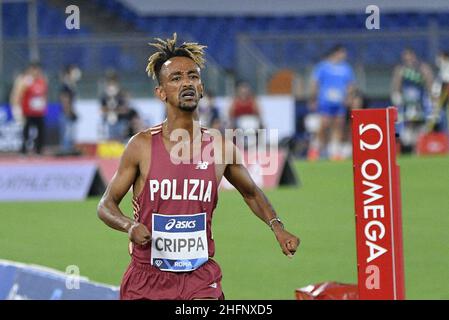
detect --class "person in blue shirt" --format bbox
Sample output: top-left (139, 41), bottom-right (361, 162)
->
top-left (308, 45), bottom-right (355, 160)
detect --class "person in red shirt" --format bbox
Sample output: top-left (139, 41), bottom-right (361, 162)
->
top-left (10, 61), bottom-right (48, 155)
top-left (228, 82), bottom-right (263, 149)
top-left (228, 81), bottom-right (262, 130)
top-left (97, 34), bottom-right (300, 300)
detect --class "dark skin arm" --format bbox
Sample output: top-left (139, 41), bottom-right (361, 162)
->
top-left (222, 143), bottom-right (300, 258)
top-left (97, 133), bottom-right (151, 246)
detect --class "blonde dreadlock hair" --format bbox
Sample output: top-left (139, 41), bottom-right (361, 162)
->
top-left (146, 33), bottom-right (207, 83)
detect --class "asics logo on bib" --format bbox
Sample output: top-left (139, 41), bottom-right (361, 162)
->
top-left (165, 219), bottom-right (196, 231)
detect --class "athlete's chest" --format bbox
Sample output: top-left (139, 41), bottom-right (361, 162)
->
top-left (148, 177), bottom-right (214, 203)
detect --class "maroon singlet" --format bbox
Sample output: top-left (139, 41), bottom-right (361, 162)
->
top-left (120, 124), bottom-right (224, 300)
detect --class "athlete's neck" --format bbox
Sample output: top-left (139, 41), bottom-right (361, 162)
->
top-left (163, 111), bottom-right (201, 143)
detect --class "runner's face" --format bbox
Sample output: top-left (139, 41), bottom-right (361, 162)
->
top-left (29, 66), bottom-right (41, 78)
top-left (158, 56), bottom-right (203, 112)
top-left (334, 49), bottom-right (347, 62)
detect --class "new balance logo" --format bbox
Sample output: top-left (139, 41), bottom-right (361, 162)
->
top-left (196, 161), bottom-right (209, 170)
top-left (209, 282), bottom-right (217, 289)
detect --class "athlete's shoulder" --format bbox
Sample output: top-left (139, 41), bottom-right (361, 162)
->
top-left (125, 124), bottom-right (162, 155)
top-left (129, 123), bottom-right (163, 145)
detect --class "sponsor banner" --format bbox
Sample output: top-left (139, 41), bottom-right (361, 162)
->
top-left (0, 260), bottom-right (118, 300)
top-left (0, 103), bottom-right (66, 150)
top-left (416, 132), bottom-right (449, 155)
top-left (0, 104), bottom-right (21, 152)
top-left (351, 107), bottom-right (405, 300)
top-left (151, 213), bottom-right (208, 272)
top-left (0, 160), bottom-right (98, 201)
top-left (0, 123), bottom-right (22, 152)
top-left (98, 158), bottom-right (121, 184)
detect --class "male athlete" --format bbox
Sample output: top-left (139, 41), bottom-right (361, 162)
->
top-left (97, 34), bottom-right (300, 300)
top-left (391, 48), bottom-right (434, 151)
top-left (308, 45), bottom-right (355, 161)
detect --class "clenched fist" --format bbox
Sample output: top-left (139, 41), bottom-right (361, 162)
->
top-left (274, 228), bottom-right (300, 258)
top-left (128, 222), bottom-right (151, 246)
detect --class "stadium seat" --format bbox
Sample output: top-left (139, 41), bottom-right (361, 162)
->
top-left (4, 0), bottom-right (449, 75)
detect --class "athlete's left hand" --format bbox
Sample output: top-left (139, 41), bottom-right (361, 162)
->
top-left (274, 228), bottom-right (300, 258)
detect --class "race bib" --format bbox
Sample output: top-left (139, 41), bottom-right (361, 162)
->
top-left (151, 212), bottom-right (208, 272)
top-left (30, 97), bottom-right (45, 111)
top-left (325, 88), bottom-right (344, 103)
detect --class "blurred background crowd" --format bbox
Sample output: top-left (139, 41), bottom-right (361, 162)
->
top-left (1, 0), bottom-right (449, 160)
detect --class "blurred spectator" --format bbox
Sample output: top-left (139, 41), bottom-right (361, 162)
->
top-left (228, 82), bottom-right (263, 150)
top-left (429, 51), bottom-right (449, 133)
top-left (59, 64), bottom-right (82, 154)
top-left (198, 91), bottom-right (222, 131)
top-left (341, 88), bottom-right (369, 159)
top-left (308, 45), bottom-right (356, 161)
top-left (391, 48), bottom-right (434, 152)
top-left (99, 70), bottom-right (126, 141)
top-left (228, 81), bottom-right (263, 130)
top-left (119, 91), bottom-right (145, 140)
top-left (10, 61), bottom-right (48, 155)
top-left (292, 76), bottom-right (310, 158)
top-left (126, 108), bottom-right (144, 139)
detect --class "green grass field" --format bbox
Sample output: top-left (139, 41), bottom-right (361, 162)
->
top-left (0, 156), bottom-right (448, 299)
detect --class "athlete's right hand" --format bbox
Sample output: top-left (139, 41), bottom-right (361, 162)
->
top-left (128, 222), bottom-right (151, 246)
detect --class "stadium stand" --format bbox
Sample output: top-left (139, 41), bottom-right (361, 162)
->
top-left (2, 0), bottom-right (449, 102)
top-left (2, 1), bottom-right (90, 38)
top-left (88, 1), bottom-right (449, 68)
top-left (3, 0), bottom-right (449, 71)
